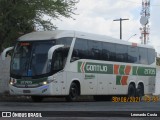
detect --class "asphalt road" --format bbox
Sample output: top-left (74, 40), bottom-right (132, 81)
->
top-left (0, 98), bottom-right (160, 119)
top-left (0, 100), bottom-right (160, 111)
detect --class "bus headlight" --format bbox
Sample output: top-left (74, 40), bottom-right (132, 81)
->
top-left (42, 81), bottom-right (47, 85)
top-left (39, 81), bottom-right (48, 85)
top-left (42, 80), bottom-right (54, 85)
top-left (10, 81), bottom-right (13, 85)
top-left (9, 79), bottom-right (17, 85)
top-left (39, 78), bottom-right (55, 86)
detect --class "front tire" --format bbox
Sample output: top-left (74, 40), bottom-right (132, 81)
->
top-left (66, 82), bottom-right (79, 102)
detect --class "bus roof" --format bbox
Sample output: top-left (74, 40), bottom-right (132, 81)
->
top-left (18, 30), bottom-right (154, 49)
top-left (18, 30), bottom-right (74, 41)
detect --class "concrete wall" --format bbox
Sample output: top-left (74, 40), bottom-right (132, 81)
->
top-left (0, 54), bottom-right (11, 94)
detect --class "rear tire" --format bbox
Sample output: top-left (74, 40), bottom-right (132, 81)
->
top-left (136, 84), bottom-right (144, 100)
top-left (66, 82), bottom-right (79, 102)
top-left (128, 84), bottom-right (136, 97)
top-left (31, 96), bottom-right (43, 102)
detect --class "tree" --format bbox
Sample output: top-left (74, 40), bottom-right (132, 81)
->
top-left (0, 0), bottom-right (78, 52)
top-left (156, 57), bottom-right (160, 66)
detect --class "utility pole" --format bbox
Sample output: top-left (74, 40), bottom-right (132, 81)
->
top-left (113, 18), bottom-right (129, 39)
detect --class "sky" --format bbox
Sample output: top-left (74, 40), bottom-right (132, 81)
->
top-left (52, 0), bottom-right (160, 53)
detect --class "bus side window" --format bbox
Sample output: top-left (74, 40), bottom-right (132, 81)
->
top-left (148, 48), bottom-right (155, 64)
top-left (52, 51), bottom-right (63, 71)
top-left (52, 48), bottom-right (68, 72)
top-left (71, 50), bottom-right (80, 62)
top-left (102, 42), bottom-right (116, 61)
top-left (138, 47), bottom-right (148, 64)
top-left (88, 41), bottom-right (102, 60)
top-left (128, 46), bottom-right (139, 63)
top-left (71, 38), bottom-right (88, 62)
top-left (116, 44), bottom-right (128, 62)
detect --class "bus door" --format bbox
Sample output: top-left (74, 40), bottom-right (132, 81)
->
top-left (97, 74), bottom-right (111, 95)
top-left (83, 73), bottom-right (97, 95)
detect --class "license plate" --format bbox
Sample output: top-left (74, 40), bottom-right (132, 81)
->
top-left (23, 90), bottom-right (31, 93)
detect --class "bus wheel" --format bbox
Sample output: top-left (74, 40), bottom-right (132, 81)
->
top-left (31, 96), bottom-right (43, 102)
top-left (66, 82), bottom-right (79, 102)
top-left (136, 84), bottom-right (144, 100)
top-left (128, 84), bottom-right (136, 97)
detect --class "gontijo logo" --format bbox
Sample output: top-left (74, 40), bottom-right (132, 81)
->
top-left (78, 62), bottom-right (113, 74)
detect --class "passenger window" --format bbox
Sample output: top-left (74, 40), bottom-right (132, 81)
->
top-left (148, 48), bottom-right (155, 64)
top-left (88, 41), bottom-right (102, 60)
top-left (116, 45), bottom-right (128, 62)
top-left (128, 46), bottom-right (139, 63)
top-left (52, 48), bottom-right (69, 72)
top-left (71, 38), bottom-right (88, 62)
top-left (139, 47), bottom-right (148, 64)
top-left (102, 42), bottom-right (116, 61)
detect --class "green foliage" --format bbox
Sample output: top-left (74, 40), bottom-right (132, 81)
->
top-left (156, 57), bottom-right (160, 66)
top-left (0, 0), bottom-right (78, 52)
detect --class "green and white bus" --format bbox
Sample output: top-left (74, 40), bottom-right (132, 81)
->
top-left (2, 30), bottom-right (156, 102)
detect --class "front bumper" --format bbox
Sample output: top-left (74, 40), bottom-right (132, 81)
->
top-left (9, 84), bottom-right (53, 96)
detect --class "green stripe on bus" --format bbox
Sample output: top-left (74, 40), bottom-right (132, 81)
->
top-left (78, 61), bottom-right (82, 72)
top-left (132, 66), bottom-right (156, 76)
top-left (17, 77), bottom-right (47, 84)
top-left (116, 76), bottom-right (122, 85)
top-left (132, 66), bottom-right (138, 75)
top-left (119, 65), bottom-right (125, 75)
top-left (78, 62), bottom-right (156, 76)
top-left (137, 67), bottom-right (156, 76)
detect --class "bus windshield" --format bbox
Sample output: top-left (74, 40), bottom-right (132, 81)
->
top-left (11, 41), bottom-right (54, 78)
top-left (10, 37), bottom-right (72, 78)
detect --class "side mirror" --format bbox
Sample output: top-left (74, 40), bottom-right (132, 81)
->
top-left (48, 45), bottom-right (64, 60)
top-left (2, 47), bottom-right (14, 60)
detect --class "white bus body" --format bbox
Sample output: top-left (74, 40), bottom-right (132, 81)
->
top-left (2, 30), bottom-right (156, 102)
